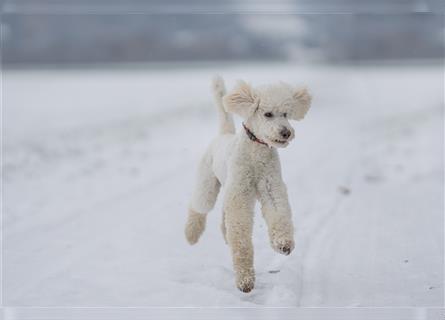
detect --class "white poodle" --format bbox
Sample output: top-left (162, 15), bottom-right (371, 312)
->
top-left (185, 76), bottom-right (312, 293)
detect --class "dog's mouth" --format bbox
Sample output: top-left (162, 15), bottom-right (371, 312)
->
top-left (266, 137), bottom-right (291, 148)
top-left (272, 139), bottom-right (287, 144)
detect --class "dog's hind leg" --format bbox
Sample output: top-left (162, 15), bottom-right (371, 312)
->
top-left (185, 151), bottom-right (221, 245)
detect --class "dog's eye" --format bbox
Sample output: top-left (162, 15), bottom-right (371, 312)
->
top-left (283, 113), bottom-right (287, 118)
top-left (264, 112), bottom-right (273, 118)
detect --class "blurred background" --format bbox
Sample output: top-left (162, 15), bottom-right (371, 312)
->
top-left (1, 1), bottom-right (444, 65)
top-left (2, 0), bottom-right (444, 311)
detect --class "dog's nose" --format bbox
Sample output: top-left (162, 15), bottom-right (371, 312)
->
top-left (280, 127), bottom-right (291, 139)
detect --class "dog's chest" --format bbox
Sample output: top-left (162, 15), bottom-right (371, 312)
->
top-left (250, 151), bottom-right (276, 179)
top-left (211, 134), bottom-right (279, 186)
top-left (236, 144), bottom-right (278, 182)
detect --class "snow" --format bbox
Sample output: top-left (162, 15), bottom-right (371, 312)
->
top-left (2, 63), bottom-right (443, 308)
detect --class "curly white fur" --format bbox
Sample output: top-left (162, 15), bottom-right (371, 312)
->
top-left (185, 76), bottom-right (312, 293)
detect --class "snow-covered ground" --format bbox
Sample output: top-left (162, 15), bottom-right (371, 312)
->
top-left (3, 63), bottom-right (443, 308)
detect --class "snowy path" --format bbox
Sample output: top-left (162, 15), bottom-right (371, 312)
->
top-left (3, 63), bottom-right (443, 307)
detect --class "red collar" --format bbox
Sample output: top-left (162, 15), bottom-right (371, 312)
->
top-left (242, 123), bottom-right (269, 147)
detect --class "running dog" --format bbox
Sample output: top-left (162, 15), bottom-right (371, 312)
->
top-left (185, 76), bottom-right (312, 293)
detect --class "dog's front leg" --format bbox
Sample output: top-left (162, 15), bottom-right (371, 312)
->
top-left (223, 178), bottom-right (256, 293)
top-left (257, 177), bottom-right (295, 255)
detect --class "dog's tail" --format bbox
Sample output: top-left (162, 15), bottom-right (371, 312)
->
top-left (212, 75), bottom-right (235, 135)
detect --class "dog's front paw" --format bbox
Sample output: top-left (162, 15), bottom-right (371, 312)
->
top-left (236, 270), bottom-right (255, 293)
top-left (272, 238), bottom-right (295, 256)
top-left (236, 277), bottom-right (255, 293)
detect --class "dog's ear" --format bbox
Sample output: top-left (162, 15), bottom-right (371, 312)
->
top-left (289, 87), bottom-right (312, 120)
top-left (223, 80), bottom-right (257, 118)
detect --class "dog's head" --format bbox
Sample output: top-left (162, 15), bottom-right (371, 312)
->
top-left (223, 81), bottom-right (312, 148)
